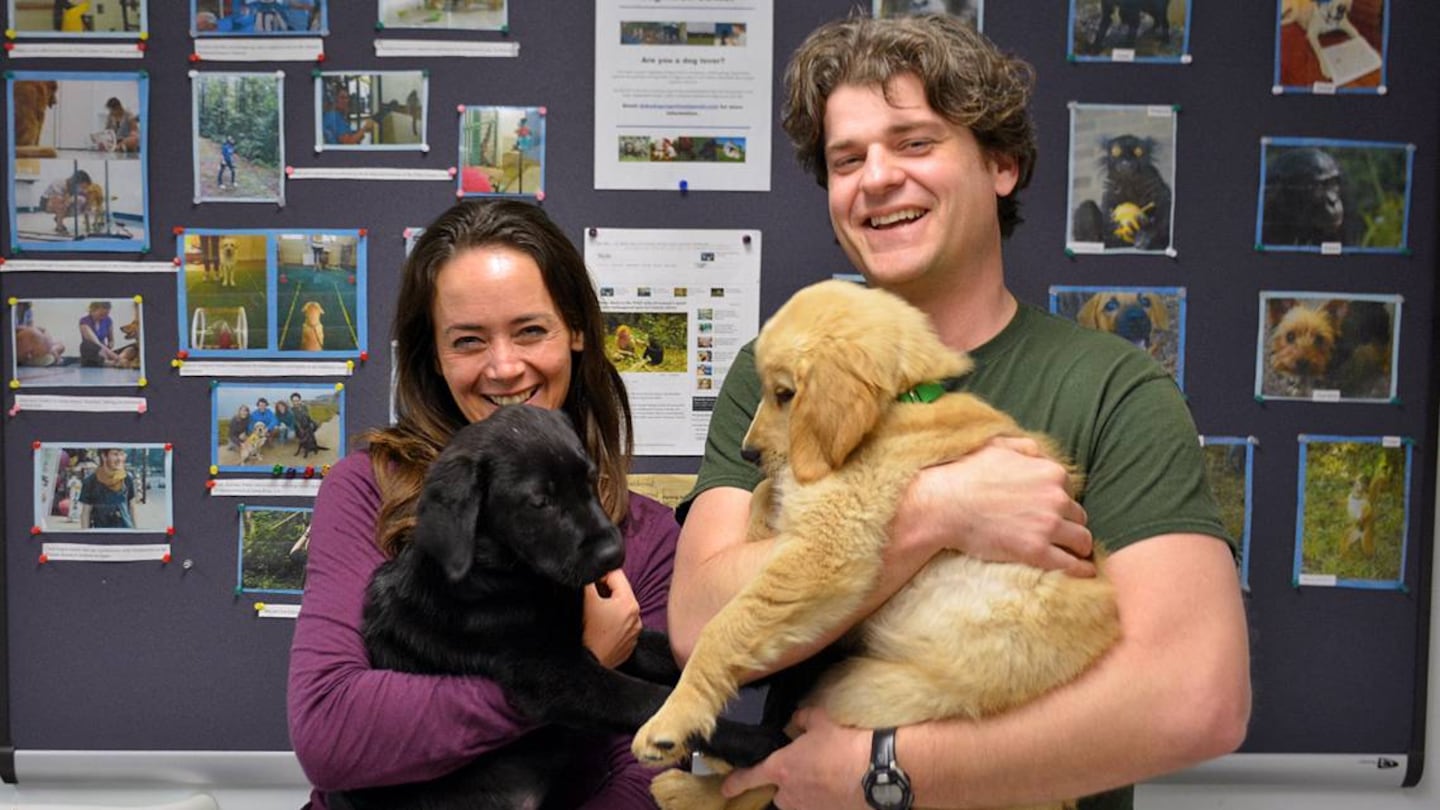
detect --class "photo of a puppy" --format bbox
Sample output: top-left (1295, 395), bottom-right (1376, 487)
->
top-left (1053, 286), bottom-right (1184, 388)
top-left (218, 237), bottom-right (240, 287)
top-left (636, 281), bottom-right (1119, 810)
top-left (237, 422), bottom-right (269, 466)
top-left (13, 80), bottom-right (60, 158)
top-left (1257, 293), bottom-right (1398, 401)
top-left (337, 406), bottom-right (780, 809)
top-left (1278, 0), bottom-right (1386, 89)
top-left (299, 301), bottom-right (325, 351)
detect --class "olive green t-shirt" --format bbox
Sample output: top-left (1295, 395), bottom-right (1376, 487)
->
top-left (678, 301), bottom-right (1233, 810)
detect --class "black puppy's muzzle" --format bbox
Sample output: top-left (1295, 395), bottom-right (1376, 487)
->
top-left (580, 524), bottom-right (625, 585)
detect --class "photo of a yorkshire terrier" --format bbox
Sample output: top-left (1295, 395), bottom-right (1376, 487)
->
top-left (1259, 295), bottom-right (1396, 400)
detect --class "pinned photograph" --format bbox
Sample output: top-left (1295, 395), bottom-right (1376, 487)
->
top-left (193, 0), bottom-right (327, 36)
top-left (1049, 286), bottom-right (1185, 389)
top-left (7, 71), bottom-right (150, 252)
top-left (1067, 103), bottom-right (1178, 255)
top-left (616, 134), bottom-right (746, 165)
top-left (873, 0), bottom-right (981, 30)
top-left (1274, 0), bottom-right (1388, 92)
top-left (1069, 0), bottom-right (1190, 62)
top-left (7, 0), bottom-right (148, 38)
top-left (1294, 435), bottom-right (1411, 590)
top-left (33, 443), bottom-right (173, 533)
top-left (178, 228), bottom-right (368, 359)
top-left (10, 297), bottom-right (145, 388)
top-left (275, 232), bottom-right (364, 354)
top-left (459, 104), bottom-right (545, 197)
top-left (1256, 137), bottom-right (1413, 253)
top-left (378, 0), bottom-right (507, 31)
top-left (1201, 437), bottom-right (1256, 590)
top-left (193, 71), bottom-right (284, 204)
top-left (1255, 291), bottom-right (1400, 402)
top-left (237, 505), bottom-right (311, 595)
top-left (316, 71), bottom-right (427, 151)
top-left (603, 312), bottom-right (686, 373)
top-left (211, 382), bottom-right (345, 472)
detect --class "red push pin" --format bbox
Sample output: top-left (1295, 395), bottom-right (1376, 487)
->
top-left (359, 351), bottom-right (369, 362)
top-left (177, 350), bottom-right (189, 360)
top-left (30, 526), bottom-right (42, 535)
top-left (172, 226), bottom-right (185, 235)
top-left (315, 51), bottom-right (326, 62)
top-left (358, 228), bottom-right (368, 237)
top-left (137, 402), bottom-right (147, 414)
top-left (172, 257), bottom-right (182, 266)
top-left (162, 552), bottom-right (172, 563)
top-left (188, 52), bottom-right (201, 63)
top-left (166, 526), bottom-right (176, 536)
top-left (164, 443), bottom-right (173, 451)
top-left (38, 553), bottom-right (49, 564)
top-left (31, 440), bottom-right (41, 450)
top-left (205, 480), bottom-right (216, 490)
top-left (304, 466), bottom-right (316, 478)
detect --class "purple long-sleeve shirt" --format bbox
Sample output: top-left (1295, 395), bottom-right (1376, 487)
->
top-left (287, 451), bottom-right (679, 808)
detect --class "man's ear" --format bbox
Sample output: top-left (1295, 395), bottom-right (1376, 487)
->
top-left (989, 150), bottom-right (1021, 198)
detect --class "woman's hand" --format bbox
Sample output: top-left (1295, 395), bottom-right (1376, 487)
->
top-left (892, 436), bottom-right (1096, 577)
top-left (582, 569), bottom-right (642, 668)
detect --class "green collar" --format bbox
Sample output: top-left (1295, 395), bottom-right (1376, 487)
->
top-left (897, 377), bottom-right (965, 404)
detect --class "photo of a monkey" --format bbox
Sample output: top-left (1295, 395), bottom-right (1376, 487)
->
top-left (1257, 138), bottom-right (1412, 253)
top-left (1067, 104), bottom-right (1178, 254)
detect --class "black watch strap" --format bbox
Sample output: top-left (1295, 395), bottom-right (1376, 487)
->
top-left (862, 727), bottom-right (913, 810)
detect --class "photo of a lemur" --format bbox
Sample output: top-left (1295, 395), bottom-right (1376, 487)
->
top-left (1069, 0), bottom-right (1190, 61)
top-left (7, 71), bottom-right (149, 252)
top-left (1255, 291), bottom-right (1400, 402)
top-left (1256, 138), bottom-right (1413, 253)
top-left (1275, 0), bottom-right (1388, 92)
top-left (1294, 436), bottom-right (1411, 590)
top-left (1067, 103), bottom-right (1178, 254)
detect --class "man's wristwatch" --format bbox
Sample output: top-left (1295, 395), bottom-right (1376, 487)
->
top-left (861, 727), bottom-right (913, 810)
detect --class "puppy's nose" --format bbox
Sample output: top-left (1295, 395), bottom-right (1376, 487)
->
top-left (741, 445), bottom-right (761, 465)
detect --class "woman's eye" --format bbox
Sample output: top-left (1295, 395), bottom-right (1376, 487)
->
top-left (516, 326), bottom-right (548, 342)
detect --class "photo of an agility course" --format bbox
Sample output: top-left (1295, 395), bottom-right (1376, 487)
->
top-left (176, 228), bottom-right (366, 358)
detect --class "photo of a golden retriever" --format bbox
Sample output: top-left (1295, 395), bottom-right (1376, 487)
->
top-left (218, 237), bottom-right (240, 287)
top-left (636, 281), bottom-right (1120, 810)
top-left (300, 301), bottom-right (325, 351)
top-left (237, 422), bottom-right (269, 466)
top-left (13, 80), bottom-right (59, 158)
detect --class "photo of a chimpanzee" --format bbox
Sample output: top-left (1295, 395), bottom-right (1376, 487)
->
top-left (1067, 103), bottom-right (1178, 254)
top-left (1256, 137), bottom-right (1412, 253)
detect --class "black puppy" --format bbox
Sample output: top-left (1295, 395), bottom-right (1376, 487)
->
top-left (293, 411), bottom-right (328, 458)
top-left (334, 405), bottom-right (782, 810)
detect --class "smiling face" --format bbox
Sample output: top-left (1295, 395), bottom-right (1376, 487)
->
top-left (432, 245), bottom-right (582, 424)
top-left (823, 74), bottom-right (1018, 298)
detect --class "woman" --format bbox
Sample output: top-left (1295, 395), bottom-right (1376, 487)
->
top-left (227, 403), bottom-right (252, 453)
top-left (79, 448), bottom-right (136, 529)
top-left (273, 400), bottom-right (295, 445)
top-left (288, 200), bottom-right (676, 808)
top-left (102, 97), bottom-right (140, 153)
top-left (77, 300), bottom-right (121, 367)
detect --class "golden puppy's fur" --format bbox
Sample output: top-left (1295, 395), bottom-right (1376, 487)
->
top-left (300, 301), bottom-right (325, 351)
top-left (1077, 290), bottom-right (1168, 357)
top-left (637, 281), bottom-right (1121, 810)
top-left (238, 422), bottom-right (269, 465)
top-left (14, 80), bottom-right (59, 158)
top-left (218, 237), bottom-right (240, 287)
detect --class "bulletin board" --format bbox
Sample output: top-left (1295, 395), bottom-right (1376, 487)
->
top-left (1, 0), bottom-right (1435, 790)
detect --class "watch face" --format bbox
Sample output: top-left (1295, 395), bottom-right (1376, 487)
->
top-left (869, 782), bottom-right (906, 806)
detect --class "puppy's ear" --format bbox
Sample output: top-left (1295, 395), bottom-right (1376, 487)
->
top-left (1077, 294), bottom-right (1106, 329)
top-left (788, 353), bottom-right (884, 484)
top-left (1267, 297), bottom-right (1294, 326)
top-left (411, 448), bottom-right (487, 582)
top-left (1145, 294), bottom-right (1170, 330)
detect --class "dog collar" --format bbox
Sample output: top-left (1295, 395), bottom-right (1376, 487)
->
top-left (897, 376), bottom-right (965, 404)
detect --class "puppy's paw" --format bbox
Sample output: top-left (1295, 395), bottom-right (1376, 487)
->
top-left (632, 699), bottom-right (717, 767)
top-left (650, 769), bottom-right (726, 810)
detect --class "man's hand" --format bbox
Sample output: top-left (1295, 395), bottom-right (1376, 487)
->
top-left (894, 436), bottom-right (1096, 577)
top-left (582, 569), bottom-right (641, 668)
top-left (722, 707), bottom-right (870, 810)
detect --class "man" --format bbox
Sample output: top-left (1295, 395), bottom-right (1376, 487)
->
top-left (250, 397), bottom-right (278, 437)
top-left (323, 83), bottom-right (376, 146)
top-left (667, 15), bottom-right (1250, 810)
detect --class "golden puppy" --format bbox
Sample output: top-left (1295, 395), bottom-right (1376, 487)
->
top-left (300, 301), bottom-right (325, 351)
top-left (637, 281), bottom-right (1120, 810)
top-left (14, 80), bottom-right (59, 158)
top-left (218, 238), bottom-right (240, 287)
top-left (1077, 290), bottom-right (1168, 356)
top-left (238, 422), bottom-right (269, 465)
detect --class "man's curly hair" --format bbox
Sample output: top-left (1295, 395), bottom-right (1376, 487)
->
top-left (781, 13), bottom-right (1037, 237)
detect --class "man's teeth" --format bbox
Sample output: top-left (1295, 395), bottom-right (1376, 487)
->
top-left (869, 209), bottom-right (924, 228)
top-left (489, 390), bottom-right (534, 406)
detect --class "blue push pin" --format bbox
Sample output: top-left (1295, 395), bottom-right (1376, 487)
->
top-left (679, 179), bottom-right (688, 193)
